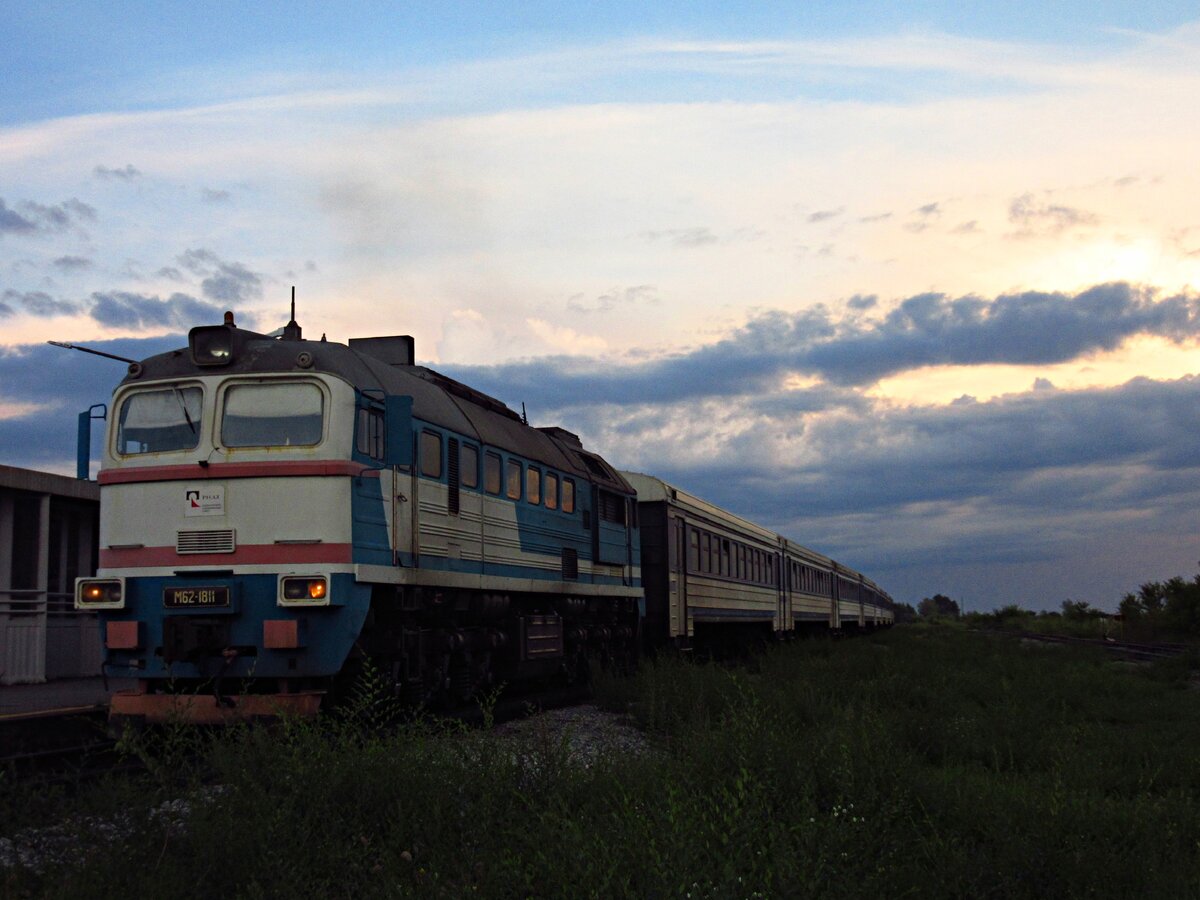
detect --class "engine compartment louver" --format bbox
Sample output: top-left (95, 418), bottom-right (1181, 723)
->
top-left (177, 529), bottom-right (236, 554)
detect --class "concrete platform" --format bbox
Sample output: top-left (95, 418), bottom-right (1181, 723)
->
top-left (0, 676), bottom-right (137, 720)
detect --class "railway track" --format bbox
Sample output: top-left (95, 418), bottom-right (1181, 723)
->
top-left (1007, 630), bottom-right (1194, 662)
top-left (0, 708), bottom-right (123, 785)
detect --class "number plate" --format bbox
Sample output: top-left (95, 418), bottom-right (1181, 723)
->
top-left (163, 586), bottom-right (230, 608)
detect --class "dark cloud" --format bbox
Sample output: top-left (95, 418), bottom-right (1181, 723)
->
top-left (444, 282), bottom-right (1200, 405)
top-left (807, 207), bottom-right (843, 223)
top-left (176, 248), bottom-right (263, 303)
top-left (2, 289), bottom-right (81, 317)
top-left (89, 291), bottom-right (225, 330)
top-left (859, 212), bottom-right (892, 223)
top-left (1008, 192), bottom-right (1099, 236)
top-left (93, 164), bottom-right (142, 181)
top-left (951, 220), bottom-right (980, 235)
top-left (0, 300), bottom-right (12, 318)
top-left (156, 266), bottom-right (184, 280)
top-left (53, 255), bottom-right (94, 272)
top-left (0, 197), bottom-right (94, 238)
top-left (590, 373), bottom-right (1200, 607)
top-left (846, 294), bottom-right (877, 311)
top-left (916, 202), bottom-right (940, 217)
top-left (640, 227), bottom-right (718, 248)
top-left (0, 335), bottom-right (184, 470)
top-left (201, 188), bottom-right (231, 203)
top-left (0, 199), bottom-right (37, 236)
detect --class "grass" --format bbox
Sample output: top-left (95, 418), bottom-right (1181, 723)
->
top-left (3, 625), bottom-right (1199, 898)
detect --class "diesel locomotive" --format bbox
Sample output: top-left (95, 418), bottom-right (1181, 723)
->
top-left (74, 312), bottom-right (891, 722)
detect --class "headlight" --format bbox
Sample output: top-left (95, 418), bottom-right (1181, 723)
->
top-left (76, 578), bottom-right (125, 609)
top-left (189, 325), bottom-right (234, 366)
top-left (279, 576), bottom-right (329, 606)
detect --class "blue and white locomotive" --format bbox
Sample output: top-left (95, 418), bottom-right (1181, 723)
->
top-left (75, 313), bottom-right (642, 722)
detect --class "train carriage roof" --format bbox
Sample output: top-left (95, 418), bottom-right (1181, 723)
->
top-left (123, 323), bottom-right (634, 494)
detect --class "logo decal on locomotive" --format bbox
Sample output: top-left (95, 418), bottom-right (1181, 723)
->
top-left (184, 485), bottom-right (225, 516)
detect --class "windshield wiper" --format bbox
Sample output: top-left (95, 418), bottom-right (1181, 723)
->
top-left (173, 387), bottom-right (196, 434)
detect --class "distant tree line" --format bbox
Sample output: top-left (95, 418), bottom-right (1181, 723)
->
top-left (897, 568), bottom-right (1200, 639)
top-left (890, 594), bottom-right (961, 623)
top-left (1118, 572), bottom-right (1200, 635)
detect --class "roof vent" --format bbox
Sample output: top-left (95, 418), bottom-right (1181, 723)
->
top-left (349, 336), bottom-right (415, 366)
top-left (538, 426), bottom-right (582, 448)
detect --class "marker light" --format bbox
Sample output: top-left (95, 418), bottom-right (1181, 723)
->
top-left (280, 576), bottom-right (329, 606)
top-left (76, 578), bottom-right (125, 609)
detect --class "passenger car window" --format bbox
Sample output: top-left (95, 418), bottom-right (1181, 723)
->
top-left (545, 472), bottom-right (558, 510)
top-left (117, 387), bottom-right (202, 454)
top-left (527, 467), bottom-right (541, 505)
top-left (222, 383), bottom-right (322, 448)
top-left (562, 478), bottom-right (575, 513)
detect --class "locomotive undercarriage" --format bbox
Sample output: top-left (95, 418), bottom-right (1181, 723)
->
top-left (354, 585), bottom-right (640, 709)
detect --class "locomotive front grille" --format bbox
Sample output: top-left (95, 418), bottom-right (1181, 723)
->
top-left (177, 529), bottom-right (237, 554)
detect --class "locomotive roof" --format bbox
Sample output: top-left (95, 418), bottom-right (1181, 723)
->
top-left (122, 322), bottom-right (633, 495)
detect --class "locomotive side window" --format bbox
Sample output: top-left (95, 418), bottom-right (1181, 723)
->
top-left (562, 478), bottom-right (575, 513)
top-left (506, 459), bottom-right (522, 499)
top-left (527, 467), bottom-right (541, 505)
top-left (420, 430), bottom-right (442, 478)
top-left (688, 528), bottom-right (699, 572)
top-left (484, 452), bottom-right (501, 494)
top-left (117, 387), bottom-right (203, 454)
top-left (461, 444), bottom-right (479, 488)
top-left (356, 408), bottom-right (384, 461)
top-left (222, 383), bottom-right (323, 447)
top-left (544, 472), bottom-right (558, 509)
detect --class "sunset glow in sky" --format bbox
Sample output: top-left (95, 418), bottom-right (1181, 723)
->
top-left (3, 2), bottom-right (1200, 609)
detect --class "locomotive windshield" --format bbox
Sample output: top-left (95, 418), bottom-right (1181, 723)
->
top-left (116, 386), bottom-right (203, 455)
top-left (221, 382), bottom-right (324, 447)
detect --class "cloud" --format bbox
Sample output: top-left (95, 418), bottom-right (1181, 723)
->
top-left (0, 335), bottom-right (185, 470)
top-left (640, 227), bottom-right (719, 247)
top-left (846, 294), bottom-right (877, 311)
top-left (566, 370), bottom-right (1200, 610)
top-left (2, 289), bottom-right (81, 317)
top-left (807, 207), bottom-right (844, 223)
top-left (88, 291), bottom-right (226, 330)
top-left (176, 248), bottom-right (263, 303)
top-left (0, 197), bottom-right (95, 238)
top-left (443, 282), bottom-right (1200, 405)
top-left (93, 164), bottom-right (142, 181)
top-left (1008, 192), bottom-right (1099, 237)
top-left (567, 285), bottom-right (658, 314)
top-left (53, 255), bottom-right (94, 272)
top-left (951, 220), bottom-right (980, 234)
top-left (0, 300), bottom-right (12, 318)
top-left (201, 188), bottom-right (231, 203)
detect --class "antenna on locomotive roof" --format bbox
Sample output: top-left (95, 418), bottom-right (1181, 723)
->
top-left (282, 286), bottom-right (302, 341)
top-left (521, 402), bottom-right (528, 425)
top-left (47, 341), bottom-right (137, 365)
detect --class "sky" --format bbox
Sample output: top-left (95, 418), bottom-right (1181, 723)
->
top-left (3, 2), bottom-right (1200, 611)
